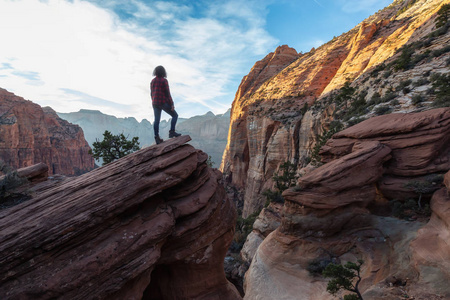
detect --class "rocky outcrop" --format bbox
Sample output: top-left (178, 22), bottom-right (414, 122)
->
top-left (321, 108), bottom-right (450, 201)
top-left (0, 136), bottom-right (241, 299)
top-left (243, 109), bottom-right (450, 299)
top-left (0, 88), bottom-right (94, 175)
top-left (221, 0), bottom-right (449, 217)
top-left (58, 109), bottom-right (230, 167)
top-left (410, 171), bottom-right (450, 297)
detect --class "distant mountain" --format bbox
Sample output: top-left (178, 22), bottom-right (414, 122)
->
top-left (57, 109), bottom-right (230, 167)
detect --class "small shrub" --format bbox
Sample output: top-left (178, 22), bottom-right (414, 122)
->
top-left (412, 94), bottom-right (424, 105)
top-left (311, 122), bottom-right (343, 164)
top-left (435, 4), bottom-right (450, 29)
top-left (347, 117), bottom-right (366, 127)
top-left (431, 45), bottom-right (450, 57)
top-left (382, 70), bottom-right (392, 78)
top-left (381, 90), bottom-right (397, 103)
top-left (375, 105), bottom-right (392, 115)
top-left (370, 63), bottom-right (386, 77)
top-left (430, 73), bottom-right (450, 107)
top-left (308, 258), bottom-right (334, 276)
top-left (413, 78), bottom-right (429, 87)
top-left (391, 99), bottom-right (400, 106)
top-left (368, 92), bottom-right (382, 105)
top-left (396, 79), bottom-right (412, 91)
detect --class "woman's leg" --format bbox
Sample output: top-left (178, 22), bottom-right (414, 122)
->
top-left (153, 105), bottom-right (162, 136)
top-left (161, 103), bottom-right (178, 132)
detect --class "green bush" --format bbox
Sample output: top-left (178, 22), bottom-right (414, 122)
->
top-left (233, 210), bottom-right (261, 251)
top-left (347, 117), bottom-right (366, 127)
top-left (375, 105), bottom-right (392, 115)
top-left (435, 4), bottom-right (450, 29)
top-left (430, 73), bottom-right (450, 107)
top-left (308, 258), bottom-right (334, 276)
top-left (381, 90), bottom-right (397, 103)
top-left (411, 94), bottom-right (424, 105)
top-left (264, 161), bottom-right (298, 206)
top-left (90, 130), bottom-right (140, 165)
top-left (413, 78), bottom-right (429, 87)
top-left (396, 79), bottom-right (412, 91)
top-left (311, 121), bottom-right (343, 164)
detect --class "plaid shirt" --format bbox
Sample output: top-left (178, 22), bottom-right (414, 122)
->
top-left (150, 77), bottom-right (173, 106)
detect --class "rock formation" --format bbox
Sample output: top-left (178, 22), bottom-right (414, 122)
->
top-left (321, 108), bottom-right (450, 201)
top-left (0, 136), bottom-right (241, 299)
top-left (243, 109), bottom-right (450, 299)
top-left (0, 88), bottom-right (94, 175)
top-left (221, 0), bottom-right (450, 217)
top-left (58, 109), bottom-right (230, 167)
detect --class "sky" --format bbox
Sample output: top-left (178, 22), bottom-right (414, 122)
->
top-left (0, 0), bottom-right (392, 122)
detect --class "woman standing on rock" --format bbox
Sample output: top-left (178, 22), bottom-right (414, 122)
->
top-left (150, 65), bottom-right (181, 144)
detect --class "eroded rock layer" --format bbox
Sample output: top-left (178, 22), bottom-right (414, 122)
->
top-left (221, 0), bottom-right (449, 217)
top-left (0, 136), bottom-right (241, 300)
top-left (244, 109), bottom-right (450, 299)
top-left (0, 88), bottom-right (94, 175)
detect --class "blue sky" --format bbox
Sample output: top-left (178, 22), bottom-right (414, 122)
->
top-left (0, 0), bottom-right (392, 121)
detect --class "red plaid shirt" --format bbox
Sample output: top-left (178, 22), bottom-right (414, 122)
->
top-left (150, 77), bottom-right (174, 106)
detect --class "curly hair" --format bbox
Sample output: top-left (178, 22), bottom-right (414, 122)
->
top-left (153, 65), bottom-right (167, 78)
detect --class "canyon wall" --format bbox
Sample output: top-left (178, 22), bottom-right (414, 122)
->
top-left (221, 0), bottom-right (450, 217)
top-left (244, 108), bottom-right (450, 299)
top-left (0, 88), bottom-right (94, 175)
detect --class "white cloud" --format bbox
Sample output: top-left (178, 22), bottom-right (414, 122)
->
top-left (0, 0), bottom-right (277, 121)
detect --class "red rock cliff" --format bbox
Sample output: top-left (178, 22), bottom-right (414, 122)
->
top-left (221, 0), bottom-right (450, 217)
top-left (0, 88), bottom-right (94, 175)
top-left (0, 136), bottom-right (241, 299)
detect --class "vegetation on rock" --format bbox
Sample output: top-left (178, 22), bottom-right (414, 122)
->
top-left (89, 130), bottom-right (140, 165)
top-left (323, 260), bottom-right (364, 300)
top-left (263, 161), bottom-right (297, 206)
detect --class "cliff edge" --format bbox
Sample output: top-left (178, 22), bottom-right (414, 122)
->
top-left (0, 136), bottom-right (241, 300)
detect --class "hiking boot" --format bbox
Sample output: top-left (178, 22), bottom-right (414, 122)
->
top-left (155, 135), bottom-right (164, 144)
top-left (169, 130), bottom-right (181, 138)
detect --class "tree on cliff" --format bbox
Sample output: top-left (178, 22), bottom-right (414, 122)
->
top-left (323, 260), bottom-right (364, 300)
top-left (263, 160), bottom-right (297, 205)
top-left (89, 131), bottom-right (140, 165)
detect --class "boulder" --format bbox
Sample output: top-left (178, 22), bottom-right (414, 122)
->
top-left (0, 136), bottom-right (241, 300)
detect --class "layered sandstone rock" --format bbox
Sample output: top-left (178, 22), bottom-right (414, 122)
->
top-left (409, 171), bottom-right (450, 297)
top-left (243, 109), bottom-right (450, 299)
top-left (221, 0), bottom-right (449, 217)
top-left (0, 136), bottom-right (241, 300)
top-left (320, 108), bottom-right (450, 200)
top-left (0, 88), bottom-right (94, 175)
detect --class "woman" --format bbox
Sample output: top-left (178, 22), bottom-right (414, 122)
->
top-left (150, 65), bottom-right (181, 144)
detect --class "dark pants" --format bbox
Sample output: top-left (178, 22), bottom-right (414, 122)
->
top-left (153, 103), bottom-right (178, 136)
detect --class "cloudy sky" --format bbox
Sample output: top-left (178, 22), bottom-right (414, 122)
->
top-left (0, 0), bottom-right (392, 122)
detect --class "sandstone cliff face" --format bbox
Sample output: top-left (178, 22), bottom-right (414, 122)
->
top-left (0, 88), bottom-right (94, 175)
top-left (244, 109), bottom-right (450, 299)
top-left (221, 0), bottom-right (450, 217)
top-left (0, 136), bottom-right (241, 300)
top-left (58, 109), bottom-right (230, 167)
